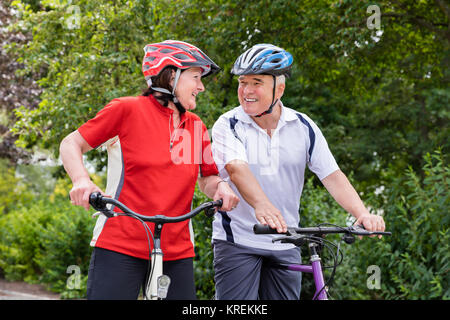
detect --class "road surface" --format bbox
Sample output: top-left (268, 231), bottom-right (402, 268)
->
top-left (0, 279), bottom-right (60, 300)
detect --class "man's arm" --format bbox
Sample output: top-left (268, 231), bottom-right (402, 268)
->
top-left (321, 169), bottom-right (385, 234)
top-left (225, 160), bottom-right (287, 233)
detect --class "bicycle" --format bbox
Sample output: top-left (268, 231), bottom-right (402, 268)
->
top-left (253, 223), bottom-right (391, 300)
top-left (88, 192), bottom-right (222, 300)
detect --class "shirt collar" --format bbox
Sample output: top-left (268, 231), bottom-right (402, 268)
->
top-left (147, 94), bottom-right (187, 122)
top-left (235, 105), bottom-right (253, 123)
top-left (279, 101), bottom-right (300, 122)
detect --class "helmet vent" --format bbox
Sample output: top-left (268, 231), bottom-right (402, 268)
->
top-left (173, 53), bottom-right (191, 60)
top-left (145, 46), bottom-right (159, 52)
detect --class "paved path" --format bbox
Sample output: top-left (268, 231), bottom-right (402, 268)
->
top-left (0, 288), bottom-right (58, 300)
top-left (0, 279), bottom-right (60, 300)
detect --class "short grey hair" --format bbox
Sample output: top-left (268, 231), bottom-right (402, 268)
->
top-left (276, 75), bottom-right (286, 86)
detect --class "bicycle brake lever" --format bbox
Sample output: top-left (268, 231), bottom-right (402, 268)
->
top-left (92, 210), bottom-right (116, 218)
top-left (204, 199), bottom-right (223, 218)
top-left (272, 235), bottom-right (307, 247)
top-left (89, 192), bottom-right (116, 218)
top-left (205, 207), bottom-right (216, 218)
top-left (350, 225), bottom-right (392, 236)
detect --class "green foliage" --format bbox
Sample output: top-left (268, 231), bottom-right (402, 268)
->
top-left (299, 150), bottom-right (449, 300)
top-left (0, 159), bottom-right (33, 214)
top-left (9, 0), bottom-right (449, 187)
top-left (379, 150), bottom-right (449, 299)
top-left (0, 194), bottom-right (95, 298)
top-left (192, 187), bottom-right (216, 300)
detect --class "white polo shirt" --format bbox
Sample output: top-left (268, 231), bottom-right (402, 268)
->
top-left (211, 102), bottom-right (340, 250)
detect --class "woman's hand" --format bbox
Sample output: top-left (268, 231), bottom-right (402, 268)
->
top-left (213, 180), bottom-right (240, 212)
top-left (69, 177), bottom-right (105, 211)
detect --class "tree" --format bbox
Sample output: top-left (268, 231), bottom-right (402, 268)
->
top-left (0, 0), bottom-right (41, 164)
top-left (10, 0), bottom-right (448, 187)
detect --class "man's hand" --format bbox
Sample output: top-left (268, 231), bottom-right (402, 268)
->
top-left (354, 213), bottom-right (386, 238)
top-left (254, 200), bottom-right (287, 233)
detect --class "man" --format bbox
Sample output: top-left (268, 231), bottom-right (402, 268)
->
top-left (211, 43), bottom-right (385, 300)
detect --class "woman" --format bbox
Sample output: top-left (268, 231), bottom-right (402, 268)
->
top-left (59, 40), bottom-right (239, 300)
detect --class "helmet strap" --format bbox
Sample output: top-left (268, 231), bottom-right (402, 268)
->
top-left (150, 68), bottom-right (186, 113)
top-left (150, 68), bottom-right (182, 102)
top-left (255, 75), bottom-right (277, 118)
top-left (171, 68), bottom-right (182, 103)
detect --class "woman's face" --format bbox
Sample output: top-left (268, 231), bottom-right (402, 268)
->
top-left (173, 67), bottom-right (205, 110)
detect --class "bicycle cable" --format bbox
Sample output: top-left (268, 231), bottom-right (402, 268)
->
top-left (308, 223), bottom-right (348, 300)
top-left (311, 238), bottom-right (340, 300)
top-left (124, 213), bottom-right (155, 300)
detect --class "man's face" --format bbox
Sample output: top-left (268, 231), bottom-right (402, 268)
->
top-left (237, 74), bottom-right (282, 116)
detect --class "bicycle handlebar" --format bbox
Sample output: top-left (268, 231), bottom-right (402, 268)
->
top-left (253, 224), bottom-right (392, 236)
top-left (89, 192), bottom-right (223, 223)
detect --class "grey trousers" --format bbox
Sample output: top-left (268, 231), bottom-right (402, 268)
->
top-left (213, 239), bottom-right (302, 300)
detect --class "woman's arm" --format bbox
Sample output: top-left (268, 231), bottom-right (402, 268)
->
top-left (60, 130), bottom-right (104, 210)
top-left (197, 175), bottom-right (239, 212)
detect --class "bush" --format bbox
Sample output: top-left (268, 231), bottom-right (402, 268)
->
top-left (1, 150), bottom-right (446, 300)
top-left (192, 188), bottom-right (216, 300)
top-left (299, 150), bottom-right (449, 300)
top-left (377, 150), bottom-right (449, 299)
top-left (0, 195), bottom-right (95, 298)
top-left (0, 159), bottom-right (33, 214)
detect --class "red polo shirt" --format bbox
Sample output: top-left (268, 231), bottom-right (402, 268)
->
top-left (78, 95), bottom-right (218, 260)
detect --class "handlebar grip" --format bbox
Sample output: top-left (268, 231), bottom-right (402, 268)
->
top-left (89, 192), bottom-right (107, 211)
top-left (352, 225), bottom-right (392, 236)
top-left (253, 224), bottom-right (280, 234)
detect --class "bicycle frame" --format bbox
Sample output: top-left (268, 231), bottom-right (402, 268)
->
top-left (285, 242), bottom-right (328, 300)
top-left (145, 221), bottom-right (166, 300)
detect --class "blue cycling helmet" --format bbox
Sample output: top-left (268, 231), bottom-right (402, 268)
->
top-left (231, 44), bottom-right (293, 77)
top-left (231, 44), bottom-right (293, 117)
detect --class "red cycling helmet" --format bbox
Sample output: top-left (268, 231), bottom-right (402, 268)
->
top-left (142, 40), bottom-right (220, 87)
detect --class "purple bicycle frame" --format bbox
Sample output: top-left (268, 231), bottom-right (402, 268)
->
top-left (287, 253), bottom-right (328, 300)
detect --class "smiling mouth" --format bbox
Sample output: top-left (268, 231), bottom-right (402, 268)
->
top-left (244, 98), bottom-right (257, 102)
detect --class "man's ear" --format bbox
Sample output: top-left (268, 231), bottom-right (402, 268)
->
top-left (276, 82), bottom-right (285, 100)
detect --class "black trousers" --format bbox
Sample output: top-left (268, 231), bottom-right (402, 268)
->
top-left (86, 247), bottom-right (196, 300)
